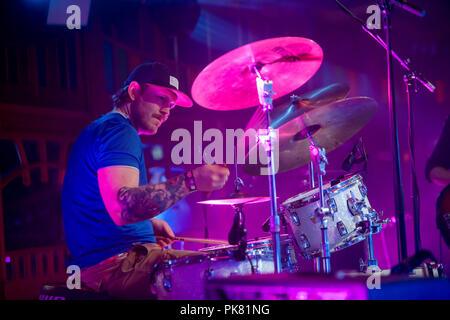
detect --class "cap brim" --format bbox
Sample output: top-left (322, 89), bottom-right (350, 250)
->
top-left (146, 83), bottom-right (193, 108)
top-left (168, 88), bottom-right (193, 108)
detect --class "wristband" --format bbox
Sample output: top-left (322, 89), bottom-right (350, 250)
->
top-left (185, 170), bottom-right (197, 192)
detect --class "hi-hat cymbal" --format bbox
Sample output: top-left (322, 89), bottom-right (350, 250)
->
top-left (191, 37), bottom-right (323, 110)
top-left (197, 191), bottom-right (271, 206)
top-left (242, 97), bottom-right (377, 175)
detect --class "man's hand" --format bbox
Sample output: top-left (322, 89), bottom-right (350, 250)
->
top-left (192, 164), bottom-right (230, 192)
top-left (150, 218), bottom-right (175, 247)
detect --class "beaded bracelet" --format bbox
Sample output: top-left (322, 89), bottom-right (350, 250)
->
top-left (184, 170), bottom-right (197, 192)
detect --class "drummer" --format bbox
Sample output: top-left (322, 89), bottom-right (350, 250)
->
top-left (61, 62), bottom-right (230, 299)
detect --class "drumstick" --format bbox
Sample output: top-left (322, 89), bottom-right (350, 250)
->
top-left (155, 236), bottom-right (229, 245)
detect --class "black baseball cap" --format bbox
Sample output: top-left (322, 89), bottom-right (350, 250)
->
top-left (124, 62), bottom-right (193, 107)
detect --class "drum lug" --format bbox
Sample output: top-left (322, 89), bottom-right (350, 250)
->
top-left (163, 274), bottom-right (172, 292)
top-left (347, 197), bottom-right (365, 216)
top-left (336, 221), bottom-right (348, 236)
top-left (359, 184), bottom-right (368, 198)
top-left (298, 234), bottom-right (311, 250)
top-left (204, 267), bottom-right (215, 280)
top-left (290, 211), bottom-right (301, 226)
top-left (327, 198), bottom-right (338, 214)
top-left (356, 220), bottom-right (370, 234)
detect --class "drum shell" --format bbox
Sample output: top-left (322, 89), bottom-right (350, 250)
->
top-left (282, 174), bottom-right (373, 258)
top-left (152, 236), bottom-right (298, 300)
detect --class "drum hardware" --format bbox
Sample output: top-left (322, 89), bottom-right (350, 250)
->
top-left (309, 157), bottom-right (321, 273)
top-left (309, 143), bottom-right (332, 275)
top-left (162, 261), bottom-right (173, 292)
top-left (253, 70), bottom-right (282, 274)
top-left (347, 191), bottom-right (380, 271)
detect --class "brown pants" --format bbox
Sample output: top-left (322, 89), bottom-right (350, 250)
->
top-left (81, 243), bottom-right (203, 300)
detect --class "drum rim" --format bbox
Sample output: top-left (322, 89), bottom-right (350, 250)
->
top-left (158, 235), bottom-right (294, 267)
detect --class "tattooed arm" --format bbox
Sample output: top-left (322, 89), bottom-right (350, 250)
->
top-left (117, 174), bottom-right (190, 224)
top-left (98, 164), bottom-right (230, 226)
top-left (98, 165), bottom-right (191, 226)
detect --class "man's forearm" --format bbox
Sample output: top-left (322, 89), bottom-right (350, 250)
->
top-left (117, 174), bottom-right (191, 224)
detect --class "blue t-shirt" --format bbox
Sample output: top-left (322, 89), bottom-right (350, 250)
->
top-left (62, 112), bottom-right (155, 269)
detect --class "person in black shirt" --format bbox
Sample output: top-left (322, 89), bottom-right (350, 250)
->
top-left (426, 116), bottom-right (450, 186)
top-left (426, 115), bottom-right (450, 248)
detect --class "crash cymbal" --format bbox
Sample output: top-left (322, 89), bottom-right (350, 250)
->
top-left (242, 97), bottom-right (377, 175)
top-left (197, 191), bottom-right (271, 206)
top-left (246, 82), bottom-right (350, 132)
top-left (191, 37), bottom-right (323, 110)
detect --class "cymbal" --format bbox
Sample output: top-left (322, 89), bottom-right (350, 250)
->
top-left (242, 97), bottom-right (377, 175)
top-left (197, 191), bottom-right (271, 206)
top-left (246, 82), bottom-right (350, 132)
top-left (191, 37), bottom-right (323, 110)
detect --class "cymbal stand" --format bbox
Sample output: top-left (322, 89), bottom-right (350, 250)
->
top-left (228, 145), bottom-right (247, 261)
top-left (307, 131), bottom-right (331, 274)
top-left (308, 161), bottom-right (322, 273)
top-left (253, 65), bottom-right (282, 274)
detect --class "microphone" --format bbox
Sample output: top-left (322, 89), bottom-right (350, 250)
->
top-left (391, 0), bottom-right (426, 18)
top-left (342, 140), bottom-right (360, 172)
top-left (228, 211), bottom-right (244, 245)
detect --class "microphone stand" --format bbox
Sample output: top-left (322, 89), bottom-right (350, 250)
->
top-left (335, 0), bottom-right (435, 263)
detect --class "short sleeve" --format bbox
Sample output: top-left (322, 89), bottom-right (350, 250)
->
top-left (95, 122), bottom-right (142, 170)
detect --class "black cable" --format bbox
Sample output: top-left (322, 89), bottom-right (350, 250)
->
top-left (334, 0), bottom-right (367, 26)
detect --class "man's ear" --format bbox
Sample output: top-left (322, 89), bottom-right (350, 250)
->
top-left (127, 81), bottom-right (141, 101)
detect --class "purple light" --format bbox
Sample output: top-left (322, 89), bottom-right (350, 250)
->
top-left (5, 256), bottom-right (10, 263)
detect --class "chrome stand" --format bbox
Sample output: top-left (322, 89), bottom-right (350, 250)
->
top-left (309, 161), bottom-right (323, 274)
top-left (309, 144), bottom-right (331, 275)
top-left (253, 67), bottom-right (282, 274)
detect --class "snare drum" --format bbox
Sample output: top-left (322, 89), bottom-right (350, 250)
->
top-left (282, 174), bottom-right (376, 258)
top-left (152, 235), bottom-right (298, 300)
